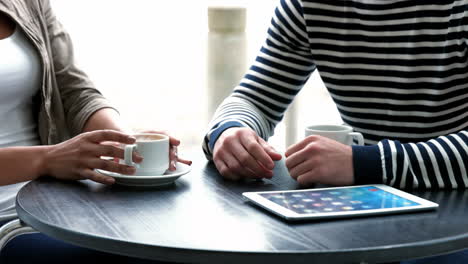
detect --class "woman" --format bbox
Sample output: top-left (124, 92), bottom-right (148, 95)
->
top-left (0, 1), bottom-right (189, 263)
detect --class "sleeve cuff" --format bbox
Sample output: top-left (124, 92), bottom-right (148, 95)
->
top-left (208, 121), bottom-right (245, 151)
top-left (352, 145), bottom-right (383, 185)
top-left (74, 99), bottom-right (117, 137)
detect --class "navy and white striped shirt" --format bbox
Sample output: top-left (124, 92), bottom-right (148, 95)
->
top-left (204, 0), bottom-right (468, 189)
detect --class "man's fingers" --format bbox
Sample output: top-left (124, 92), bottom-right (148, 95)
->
top-left (214, 131), bottom-right (267, 179)
top-left (258, 137), bottom-right (282, 161)
top-left (212, 127), bottom-right (279, 180)
top-left (296, 172), bottom-right (317, 187)
top-left (86, 130), bottom-right (136, 144)
top-left (240, 136), bottom-right (275, 172)
top-left (223, 153), bottom-right (256, 179)
top-left (285, 148), bottom-right (308, 173)
top-left (214, 159), bottom-right (241, 181)
top-left (232, 140), bottom-right (272, 178)
top-left (217, 149), bottom-right (259, 180)
top-left (285, 141), bottom-right (306, 158)
top-left (288, 158), bottom-right (314, 180)
top-left (285, 136), bottom-right (319, 157)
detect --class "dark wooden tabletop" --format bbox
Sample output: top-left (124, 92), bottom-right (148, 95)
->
top-left (15, 151), bottom-right (468, 264)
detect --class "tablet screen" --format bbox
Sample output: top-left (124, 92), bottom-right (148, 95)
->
top-left (258, 186), bottom-right (420, 214)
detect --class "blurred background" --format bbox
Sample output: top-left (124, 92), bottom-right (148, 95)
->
top-left (50, 0), bottom-right (341, 154)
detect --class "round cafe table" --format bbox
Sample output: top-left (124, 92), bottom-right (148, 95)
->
top-left (12, 152), bottom-right (468, 264)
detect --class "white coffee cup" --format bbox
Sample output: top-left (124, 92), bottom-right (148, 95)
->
top-left (305, 125), bottom-right (364, 145)
top-left (124, 133), bottom-right (170, 176)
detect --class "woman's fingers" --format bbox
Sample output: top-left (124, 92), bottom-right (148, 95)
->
top-left (86, 130), bottom-right (136, 144)
top-left (88, 158), bottom-right (136, 175)
top-left (94, 144), bottom-right (126, 159)
top-left (169, 145), bottom-right (192, 171)
top-left (169, 146), bottom-right (178, 171)
top-left (177, 157), bottom-right (192, 166)
top-left (81, 169), bottom-right (115, 185)
top-left (47, 129), bottom-right (191, 185)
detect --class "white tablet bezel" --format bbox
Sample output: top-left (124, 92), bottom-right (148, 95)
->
top-left (242, 184), bottom-right (438, 221)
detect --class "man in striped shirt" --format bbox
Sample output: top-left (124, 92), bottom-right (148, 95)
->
top-left (204, 0), bottom-right (468, 192)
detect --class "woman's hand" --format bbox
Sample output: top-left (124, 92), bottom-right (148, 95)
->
top-left (41, 130), bottom-right (143, 185)
top-left (139, 130), bottom-right (192, 171)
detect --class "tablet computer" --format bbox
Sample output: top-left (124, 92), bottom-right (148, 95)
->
top-left (242, 184), bottom-right (438, 221)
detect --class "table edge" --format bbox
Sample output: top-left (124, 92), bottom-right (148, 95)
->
top-left (15, 193), bottom-right (468, 264)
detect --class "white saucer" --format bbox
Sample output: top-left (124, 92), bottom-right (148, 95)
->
top-left (96, 163), bottom-right (191, 187)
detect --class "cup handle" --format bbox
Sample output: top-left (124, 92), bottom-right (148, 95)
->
top-left (124, 145), bottom-right (138, 167)
top-left (349, 132), bottom-right (364, 146)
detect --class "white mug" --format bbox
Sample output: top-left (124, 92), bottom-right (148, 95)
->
top-left (124, 133), bottom-right (170, 176)
top-left (305, 125), bottom-right (364, 145)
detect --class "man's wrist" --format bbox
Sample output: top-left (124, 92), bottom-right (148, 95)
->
top-left (208, 121), bottom-right (245, 151)
top-left (352, 145), bottom-right (383, 184)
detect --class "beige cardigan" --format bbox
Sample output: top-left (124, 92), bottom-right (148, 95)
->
top-left (0, 0), bottom-right (115, 145)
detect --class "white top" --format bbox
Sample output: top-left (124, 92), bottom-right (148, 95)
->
top-left (0, 26), bottom-right (41, 221)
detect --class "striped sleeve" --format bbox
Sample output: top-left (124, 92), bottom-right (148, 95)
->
top-left (203, 0), bottom-right (468, 191)
top-left (203, 0), bottom-right (316, 159)
top-left (354, 131), bottom-right (468, 189)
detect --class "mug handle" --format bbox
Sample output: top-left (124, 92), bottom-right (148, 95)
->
top-left (349, 132), bottom-right (364, 146)
top-left (124, 145), bottom-right (138, 167)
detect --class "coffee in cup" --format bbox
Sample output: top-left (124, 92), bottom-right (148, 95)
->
top-left (124, 133), bottom-right (170, 175)
top-left (305, 124), bottom-right (364, 145)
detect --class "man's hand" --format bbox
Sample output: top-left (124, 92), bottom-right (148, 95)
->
top-left (213, 127), bottom-right (282, 180)
top-left (285, 135), bottom-right (354, 187)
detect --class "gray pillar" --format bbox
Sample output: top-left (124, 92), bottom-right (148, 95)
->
top-left (207, 5), bottom-right (247, 117)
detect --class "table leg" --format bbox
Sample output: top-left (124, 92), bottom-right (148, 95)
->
top-left (0, 219), bottom-right (37, 251)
